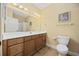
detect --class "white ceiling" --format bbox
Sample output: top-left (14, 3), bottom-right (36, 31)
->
top-left (33, 3), bottom-right (50, 9)
top-left (16, 3), bottom-right (51, 10)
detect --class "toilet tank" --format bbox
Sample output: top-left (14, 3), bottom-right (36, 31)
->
top-left (57, 35), bottom-right (70, 45)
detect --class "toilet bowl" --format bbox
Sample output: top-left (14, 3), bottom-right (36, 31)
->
top-left (57, 44), bottom-right (68, 56)
top-left (56, 35), bottom-right (70, 56)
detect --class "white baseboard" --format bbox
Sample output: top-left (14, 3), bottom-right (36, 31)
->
top-left (46, 43), bottom-right (79, 56)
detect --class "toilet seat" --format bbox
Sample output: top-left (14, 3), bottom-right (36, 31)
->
top-left (57, 44), bottom-right (68, 52)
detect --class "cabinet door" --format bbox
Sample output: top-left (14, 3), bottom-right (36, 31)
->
top-left (8, 43), bottom-right (23, 56)
top-left (35, 33), bottom-right (46, 51)
top-left (24, 41), bottom-right (28, 56)
top-left (35, 37), bottom-right (43, 51)
top-left (24, 36), bottom-right (31, 56)
top-left (27, 39), bottom-right (35, 56)
top-left (24, 39), bottom-right (35, 56)
top-left (8, 45), bottom-right (17, 56)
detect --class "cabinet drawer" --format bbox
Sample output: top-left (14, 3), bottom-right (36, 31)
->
top-left (42, 34), bottom-right (46, 41)
top-left (31, 35), bottom-right (39, 39)
top-left (8, 43), bottom-right (23, 56)
top-left (25, 36), bottom-right (31, 41)
top-left (16, 38), bottom-right (24, 44)
top-left (39, 34), bottom-right (43, 37)
top-left (43, 33), bottom-right (46, 37)
top-left (7, 39), bottom-right (17, 46)
top-left (40, 33), bottom-right (46, 37)
top-left (7, 38), bottom-right (24, 46)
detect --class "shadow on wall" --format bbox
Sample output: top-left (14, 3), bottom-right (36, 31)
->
top-left (68, 39), bottom-right (79, 54)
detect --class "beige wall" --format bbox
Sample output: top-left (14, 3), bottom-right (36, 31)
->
top-left (40, 4), bottom-right (79, 53)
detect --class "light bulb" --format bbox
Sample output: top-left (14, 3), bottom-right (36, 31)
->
top-left (34, 12), bottom-right (40, 17)
top-left (24, 8), bottom-right (28, 11)
top-left (19, 5), bottom-right (23, 9)
top-left (13, 3), bottom-right (18, 6)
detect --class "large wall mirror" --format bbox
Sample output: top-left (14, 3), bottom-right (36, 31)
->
top-left (2, 3), bottom-right (41, 33)
top-left (4, 4), bottom-right (33, 33)
top-left (5, 9), bottom-right (31, 32)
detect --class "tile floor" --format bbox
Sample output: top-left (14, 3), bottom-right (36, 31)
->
top-left (34, 47), bottom-right (58, 56)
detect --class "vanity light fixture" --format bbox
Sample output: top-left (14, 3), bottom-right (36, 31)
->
top-left (12, 4), bottom-right (28, 11)
top-left (13, 3), bottom-right (18, 6)
top-left (24, 8), bottom-right (28, 11)
top-left (12, 4), bottom-right (40, 17)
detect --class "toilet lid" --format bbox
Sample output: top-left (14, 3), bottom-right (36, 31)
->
top-left (57, 44), bottom-right (68, 52)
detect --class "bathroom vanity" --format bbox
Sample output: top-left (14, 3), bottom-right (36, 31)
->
top-left (1, 4), bottom-right (46, 56)
top-left (2, 32), bottom-right (46, 56)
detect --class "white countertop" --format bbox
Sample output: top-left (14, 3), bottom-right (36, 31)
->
top-left (2, 31), bottom-right (46, 40)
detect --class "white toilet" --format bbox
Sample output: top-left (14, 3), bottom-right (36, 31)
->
top-left (56, 35), bottom-right (70, 56)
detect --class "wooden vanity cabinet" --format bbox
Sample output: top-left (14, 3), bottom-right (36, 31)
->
top-left (2, 33), bottom-right (46, 56)
top-left (2, 37), bottom-right (24, 56)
